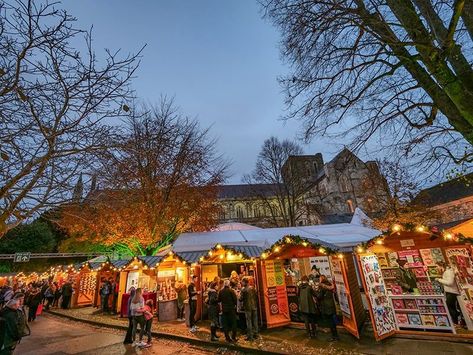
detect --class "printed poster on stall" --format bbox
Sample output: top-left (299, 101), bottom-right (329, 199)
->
top-left (330, 257), bottom-right (351, 317)
top-left (309, 256), bottom-right (332, 281)
top-left (286, 285), bottom-right (302, 322)
top-left (359, 254), bottom-right (396, 338)
top-left (398, 250), bottom-right (423, 267)
top-left (274, 260), bottom-right (285, 286)
top-left (268, 286), bottom-right (279, 315)
top-left (265, 260), bottom-right (276, 287)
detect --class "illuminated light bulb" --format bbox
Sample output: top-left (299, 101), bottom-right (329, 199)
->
top-left (183, 261), bottom-right (186, 265)
top-left (285, 237), bottom-right (292, 243)
top-left (302, 242), bottom-right (308, 247)
top-left (376, 239), bottom-right (383, 245)
top-left (238, 253), bottom-right (243, 258)
top-left (208, 251), bottom-right (213, 256)
top-left (219, 254), bottom-right (224, 260)
top-left (199, 256), bottom-right (204, 262)
top-left (274, 246), bottom-right (280, 253)
top-left (357, 246), bottom-right (364, 253)
top-left (261, 253), bottom-right (268, 259)
top-left (319, 248), bottom-right (326, 254)
top-left (416, 225), bottom-right (425, 232)
top-left (169, 251), bottom-right (173, 256)
top-left (444, 233), bottom-right (453, 240)
top-left (151, 267), bottom-right (155, 270)
top-left (392, 224), bottom-right (401, 232)
top-left (216, 244), bottom-right (222, 249)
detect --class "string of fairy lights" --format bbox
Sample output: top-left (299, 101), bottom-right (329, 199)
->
top-left (260, 235), bottom-right (342, 259)
top-left (354, 222), bottom-right (470, 254)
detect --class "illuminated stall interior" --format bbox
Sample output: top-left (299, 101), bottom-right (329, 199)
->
top-left (355, 223), bottom-right (473, 340)
top-left (197, 244), bottom-right (262, 283)
top-left (257, 235), bottom-right (342, 329)
top-left (73, 261), bottom-right (101, 307)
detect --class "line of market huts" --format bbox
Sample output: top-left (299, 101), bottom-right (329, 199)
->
top-left (8, 217), bottom-right (473, 341)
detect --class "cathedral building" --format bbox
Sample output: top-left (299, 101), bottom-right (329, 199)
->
top-left (216, 149), bottom-right (389, 227)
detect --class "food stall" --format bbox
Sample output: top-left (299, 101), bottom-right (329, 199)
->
top-left (355, 223), bottom-right (473, 340)
top-left (256, 235), bottom-right (365, 338)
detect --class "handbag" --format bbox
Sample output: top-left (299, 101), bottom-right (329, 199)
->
top-left (36, 304), bottom-right (43, 316)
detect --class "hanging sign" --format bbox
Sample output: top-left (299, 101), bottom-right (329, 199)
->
top-left (13, 252), bottom-right (31, 263)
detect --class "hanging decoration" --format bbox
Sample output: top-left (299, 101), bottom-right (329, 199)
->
top-left (261, 234), bottom-right (339, 259)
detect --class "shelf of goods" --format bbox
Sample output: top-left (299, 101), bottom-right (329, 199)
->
top-left (390, 294), bottom-right (456, 333)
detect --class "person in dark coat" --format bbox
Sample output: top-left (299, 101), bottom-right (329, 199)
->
top-left (206, 282), bottom-right (220, 341)
top-left (298, 275), bottom-right (318, 338)
top-left (240, 277), bottom-right (259, 341)
top-left (61, 282), bottom-right (73, 309)
top-left (188, 275), bottom-right (200, 332)
top-left (317, 275), bottom-right (339, 341)
top-left (26, 287), bottom-right (42, 322)
top-left (0, 293), bottom-right (29, 354)
top-left (218, 279), bottom-right (238, 343)
top-left (123, 287), bottom-right (136, 344)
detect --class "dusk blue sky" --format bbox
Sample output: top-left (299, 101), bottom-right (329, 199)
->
top-left (62, 0), bottom-right (344, 183)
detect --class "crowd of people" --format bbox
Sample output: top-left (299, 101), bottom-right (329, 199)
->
top-left (0, 278), bottom-right (74, 354)
top-left (98, 277), bottom-right (119, 314)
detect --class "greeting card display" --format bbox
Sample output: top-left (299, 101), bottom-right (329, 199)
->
top-left (395, 313), bottom-right (409, 326)
top-left (434, 315), bottom-right (449, 327)
top-left (398, 250), bottom-right (423, 267)
top-left (360, 255), bottom-right (396, 337)
top-left (408, 313), bottom-right (422, 326)
top-left (421, 315), bottom-right (435, 326)
top-left (392, 299), bottom-right (405, 309)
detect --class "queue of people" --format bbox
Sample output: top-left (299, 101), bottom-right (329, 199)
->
top-left (298, 270), bottom-right (339, 342)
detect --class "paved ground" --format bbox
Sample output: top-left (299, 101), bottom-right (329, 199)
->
top-left (15, 315), bottom-right (222, 355)
top-left (48, 307), bottom-right (473, 355)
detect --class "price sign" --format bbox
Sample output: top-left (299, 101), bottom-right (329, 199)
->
top-left (13, 252), bottom-right (31, 262)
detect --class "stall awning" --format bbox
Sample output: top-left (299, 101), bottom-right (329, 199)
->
top-left (176, 251), bottom-right (207, 264)
top-left (137, 255), bottom-right (164, 268)
top-left (224, 245), bottom-right (264, 258)
top-left (111, 259), bottom-right (131, 269)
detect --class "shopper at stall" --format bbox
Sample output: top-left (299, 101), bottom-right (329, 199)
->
top-left (110, 277), bottom-right (119, 315)
top-left (175, 282), bottom-right (187, 321)
top-left (142, 299), bottom-right (154, 347)
top-left (308, 266), bottom-right (320, 284)
top-left (436, 261), bottom-right (461, 326)
top-left (26, 287), bottom-right (42, 322)
top-left (0, 293), bottom-right (29, 354)
top-left (130, 287), bottom-right (146, 347)
top-left (123, 287), bottom-right (136, 344)
top-left (396, 259), bottom-right (417, 292)
top-left (44, 283), bottom-right (56, 310)
top-left (298, 275), bottom-right (318, 338)
top-left (317, 275), bottom-right (339, 341)
top-left (230, 271), bottom-right (240, 287)
top-left (218, 279), bottom-right (238, 343)
top-left (240, 277), bottom-right (258, 341)
top-left (61, 281), bottom-right (73, 309)
top-left (99, 278), bottom-right (111, 314)
top-left (53, 282), bottom-right (61, 308)
top-left (188, 275), bottom-right (199, 333)
top-left (206, 282), bottom-right (220, 342)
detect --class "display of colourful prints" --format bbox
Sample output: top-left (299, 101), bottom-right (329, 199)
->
top-left (407, 313), bottom-right (422, 325)
top-left (376, 253), bottom-right (389, 268)
top-left (419, 249), bottom-right (436, 267)
top-left (445, 247), bottom-right (473, 289)
top-left (431, 248), bottom-right (445, 264)
top-left (330, 257), bottom-right (351, 317)
top-left (387, 252), bottom-right (399, 267)
top-left (360, 255), bottom-right (396, 336)
top-left (395, 313), bottom-right (409, 326)
top-left (398, 250), bottom-right (423, 267)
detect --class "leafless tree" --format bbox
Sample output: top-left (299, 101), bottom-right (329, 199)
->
top-left (59, 99), bottom-right (229, 255)
top-left (261, 0), bottom-right (473, 178)
top-left (0, 0), bottom-right (142, 235)
top-left (363, 159), bottom-right (439, 229)
top-left (244, 136), bottom-right (318, 226)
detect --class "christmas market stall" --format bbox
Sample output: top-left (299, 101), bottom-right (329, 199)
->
top-left (92, 259), bottom-right (125, 313)
top-left (355, 223), bottom-right (473, 340)
top-left (117, 256), bottom-right (159, 317)
top-left (256, 235), bottom-right (365, 338)
top-left (71, 261), bottom-right (101, 307)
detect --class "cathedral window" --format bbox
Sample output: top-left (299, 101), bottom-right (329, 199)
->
top-left (236, 205), bottom-right (244, 219)
top-left (346, 199), bottom-right (355, 213)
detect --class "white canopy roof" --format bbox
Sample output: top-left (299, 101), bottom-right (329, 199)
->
top-left (172, 222), bottom-right (380, 252)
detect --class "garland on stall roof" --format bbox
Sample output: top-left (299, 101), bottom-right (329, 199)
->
top-left (198, 244), bottom-right (253, 264)
top-left (261, 234), bottom-right (340, 260)
top-left (354, 222), bottom-right (472, 254)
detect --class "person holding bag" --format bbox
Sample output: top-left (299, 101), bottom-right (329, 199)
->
top-left (130, 288), bottom-right (146, 347)
top-left (298, 275), bottom-right (319, 338)
top-left (317, 275), bottom-right (339, 342)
